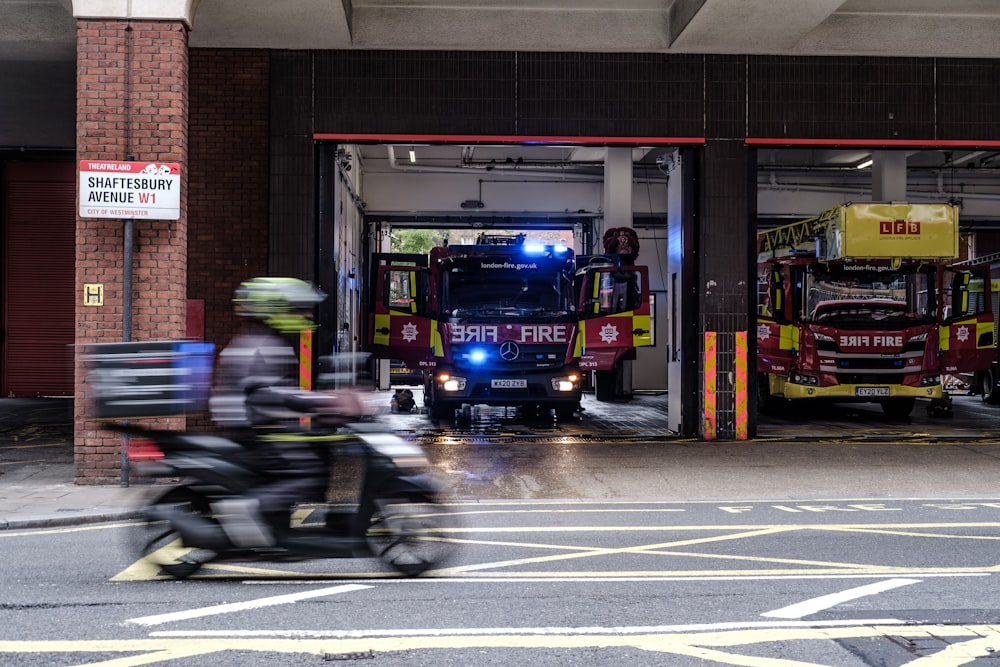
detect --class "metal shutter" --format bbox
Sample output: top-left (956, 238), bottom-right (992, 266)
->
top-left (3, 162), bottom-right (76, 397)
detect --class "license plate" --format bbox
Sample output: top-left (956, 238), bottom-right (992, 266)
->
top-left (856, 386), bottom-right (890, 397)
top-left (491, 379), bottom-right (527, 388)
top-left (390, 367), bottom-right (409, 373)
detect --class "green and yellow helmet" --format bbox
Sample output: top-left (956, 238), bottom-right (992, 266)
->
top-left (233, 277), bottom-right (326, 333)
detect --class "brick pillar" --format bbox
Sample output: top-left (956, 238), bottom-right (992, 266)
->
top-left (74, 20), bottom-right (189, 484)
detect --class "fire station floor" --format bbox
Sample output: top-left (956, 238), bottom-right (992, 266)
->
top-left (379, 386), bottom-right (1000, 444)
top-left (4, 391), bottom-right (1000, 529)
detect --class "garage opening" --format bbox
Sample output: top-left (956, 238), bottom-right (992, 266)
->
top-left (316, 138), bottom-right (684, 430)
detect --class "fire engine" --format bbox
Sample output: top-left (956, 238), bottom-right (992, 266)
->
top-left (951, 250), bottom-right (1000, 404)
top-left (757, 202), bottom-right (993, 418)
top-left (370, 233), bottom-right (652, 419)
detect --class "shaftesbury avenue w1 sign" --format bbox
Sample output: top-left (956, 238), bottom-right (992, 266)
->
top-left (79, 161), bottom-right (181, 220)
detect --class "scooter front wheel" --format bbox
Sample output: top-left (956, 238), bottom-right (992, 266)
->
top-left (366, 496), bottom-right (456, 576)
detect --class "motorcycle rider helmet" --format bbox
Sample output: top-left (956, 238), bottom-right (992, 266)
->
top-left (233, 276), bottom-right (327, 333)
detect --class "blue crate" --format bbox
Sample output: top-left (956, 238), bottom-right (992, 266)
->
top-left (83, 341), bottom-right (215, 419)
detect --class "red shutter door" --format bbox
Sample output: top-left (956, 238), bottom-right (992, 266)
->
top-left (3, 162), bottom-right (76, 397)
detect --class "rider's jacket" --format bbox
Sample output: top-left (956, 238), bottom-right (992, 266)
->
top-left (209, 321), bottom-right (316, 432)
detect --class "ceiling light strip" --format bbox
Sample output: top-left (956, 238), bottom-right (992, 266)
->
top-left (315, 133), bottom-right (706, 146)
top-left (746, 138), bottom-right (1000, 149)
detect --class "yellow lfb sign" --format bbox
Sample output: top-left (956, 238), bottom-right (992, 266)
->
top-left (83, 283), bottom-right (104, 306)
top-left (824, 202), bottom-right (959, 261)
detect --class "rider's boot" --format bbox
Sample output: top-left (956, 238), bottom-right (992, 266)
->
top-left (212, 498), bottom-right (275, 548)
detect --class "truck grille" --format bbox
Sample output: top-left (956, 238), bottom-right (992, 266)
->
top-left (451, 343), bottom-right (567, 371)
top-left (819, 351), bottom-right (925, 384)
top-left (816, 339), bottom-right (925, 354)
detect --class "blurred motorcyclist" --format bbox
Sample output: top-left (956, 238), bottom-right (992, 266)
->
top-left (208, 276), bottom-right (358, 547)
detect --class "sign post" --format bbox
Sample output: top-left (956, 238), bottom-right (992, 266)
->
top-left (79, 160), bottom-right (182, 486)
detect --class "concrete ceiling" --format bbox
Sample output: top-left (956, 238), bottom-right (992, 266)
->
top-left (6, 0), bottom-right (1000, 61)
top-left (5, 0), bottom-right (1000, 221)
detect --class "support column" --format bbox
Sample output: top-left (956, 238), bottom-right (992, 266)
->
top-left (871, 151), bottom-right (908, 201)
top-left (699, 139), bottom-right (755, 440)
top-left (603, 147), bottom-right (633, 231)
top-left (601, 146), bottom-right (635, 397)
top-left (74, 3), bottom-right (193, 484)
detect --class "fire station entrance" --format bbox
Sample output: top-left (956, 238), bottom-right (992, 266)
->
top-left (314, 137), bottom-right (694, 434)
top-left (314, 137), bottom-right (1000, 441)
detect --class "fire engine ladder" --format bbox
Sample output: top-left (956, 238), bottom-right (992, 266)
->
top-left (951, 250), bottom-right (1000, 267)
top-left (757, 208), bottom-right (838, 256)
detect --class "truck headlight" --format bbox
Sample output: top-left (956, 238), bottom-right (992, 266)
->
top-left (790, 373), bottom-right (819, 386)
top-left (437, 373), bottom-right (467, 391)
top-left (551, 373), bottom-right (580, 392)
top-left (920, 375), bottom-right (940, 387)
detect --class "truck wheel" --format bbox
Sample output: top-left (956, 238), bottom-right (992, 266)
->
top-left (594, 370), bottom-right (617, 402)
top-left (554, 404), bottom-right (577, 421)
top-left (756, 373), bottom-right (783, 415)
top-left (980, 369), bottom-right (1000, 405)
top-left (880, 397), bottom-right (915, 418)
top-left (429, 401), bottom-right (455, 421)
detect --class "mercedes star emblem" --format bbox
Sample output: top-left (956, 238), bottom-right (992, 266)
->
top-left (499, 340), bottom-right (520, 361)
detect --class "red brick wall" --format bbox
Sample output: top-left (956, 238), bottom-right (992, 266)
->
top-left (75, 20), bottom-right (189, 484)
top-left (187, 49), bottom-right (270, 371)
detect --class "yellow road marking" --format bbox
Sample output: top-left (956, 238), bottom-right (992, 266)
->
top-left (1, 625), bottom-right (1000, 665)
top-left (110, 521), bottom-right (1000, 580)
top-left (112, 541), bottom-right (402, 582)
top-left (443, 522), bottom-right (1000, 532)
top-left (825, 526), bottom-right (1000, 541)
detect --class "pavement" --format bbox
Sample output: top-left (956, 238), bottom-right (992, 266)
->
top-left (5, 393), bottom-right (1000, 532)
top-left (0, 398), bottom-right (141, 530)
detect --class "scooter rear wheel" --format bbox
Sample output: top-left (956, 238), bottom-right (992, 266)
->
top-left (140, 487), bottom-right (215, 579)
top-left (141, 527), bottom-right (205, 579)
top-left (367, 496), bottom-right (455, 576)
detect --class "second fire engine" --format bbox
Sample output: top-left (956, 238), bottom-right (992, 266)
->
top-left (757, 202), bottom-right (993, 417)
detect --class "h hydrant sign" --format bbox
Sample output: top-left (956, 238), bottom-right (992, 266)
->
top-left (79, 161), bottom-right (181, 220)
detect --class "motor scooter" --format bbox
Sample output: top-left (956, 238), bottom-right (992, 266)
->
top-left (116, 421), bottom-right (455, 578)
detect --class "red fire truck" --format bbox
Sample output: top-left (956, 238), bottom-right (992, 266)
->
top-left (757, 202), bottom-right (993, 417)
top-left (370, 233), bottom-right (652, 419)
top-left (951, 250), bottom-right (1000, 403)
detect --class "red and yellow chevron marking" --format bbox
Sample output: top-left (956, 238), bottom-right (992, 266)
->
top-left (735, 330), bottom-right (748, 440)
top-left (703, 331), bottom-right (717, 441)
top-left (299, 329), bottom-right (313, 429)
top-left (299, 329), bottom-right (313, 390)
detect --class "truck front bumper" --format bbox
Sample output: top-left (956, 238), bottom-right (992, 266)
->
top-left (782, 381), bottom-right (942, 401)
top-left (430, 368), bottom-right (582, 406)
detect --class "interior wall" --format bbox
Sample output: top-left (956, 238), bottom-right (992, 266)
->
top-left (665, 149), bottom-right (687, 433)
top-left (335, 146), bottom-right (364, 360)
top-left (631, 221), bottom-right (669, 392)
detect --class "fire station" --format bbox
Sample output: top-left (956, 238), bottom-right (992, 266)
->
top-left (3, 1), bottom-right (1000, 483)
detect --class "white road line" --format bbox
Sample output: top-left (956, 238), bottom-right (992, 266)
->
top-left (761, 577), bottom-right (921, 619)
top-left (147, 617), bottom-right (906, 639)
top-left (239, 572), bottom-right (988, 585)
top-left (125, 584), bottom-right (371, 626)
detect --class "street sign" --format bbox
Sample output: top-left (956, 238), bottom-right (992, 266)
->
top-left (79, 161), bottom-right (181, 220)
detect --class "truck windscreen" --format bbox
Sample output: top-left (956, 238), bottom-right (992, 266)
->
top-left (801, 265), bottom-right (935, 324)
top-left (441, 265), bottom-right (574, 318)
